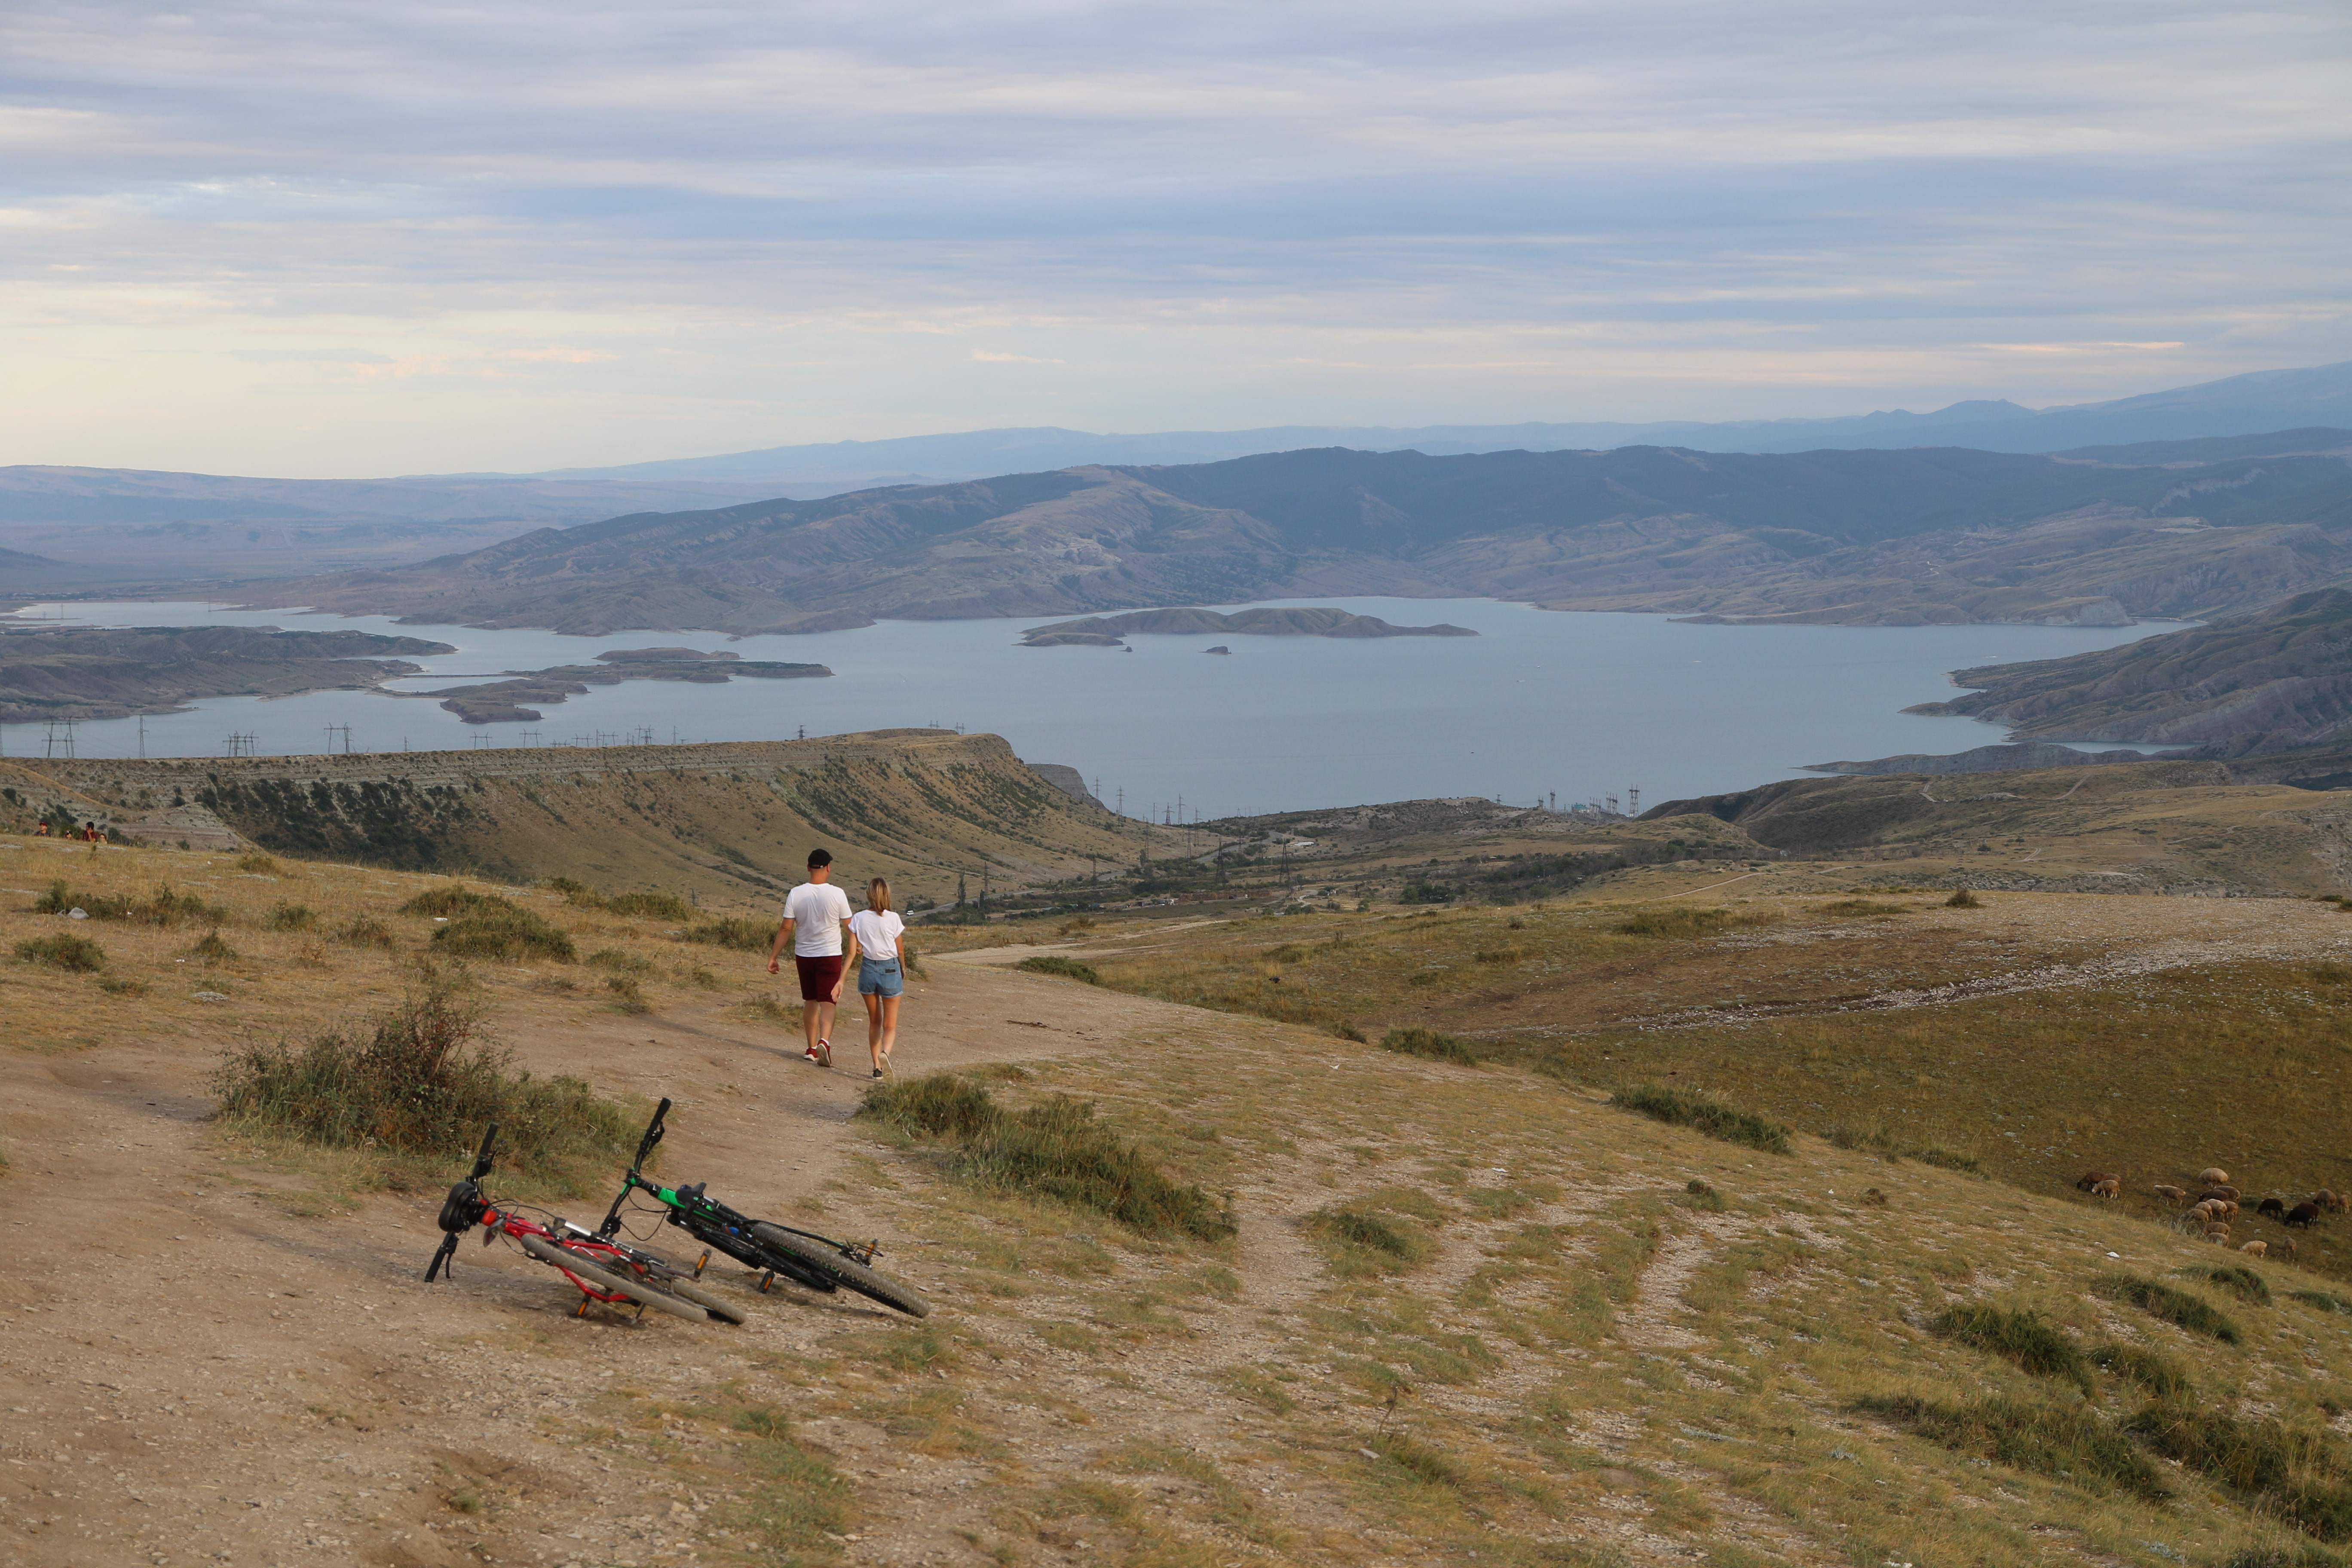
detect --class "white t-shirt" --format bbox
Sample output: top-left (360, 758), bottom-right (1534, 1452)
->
top-left (850, 909), bottom-right (904, 960)
top-left (784, 881), bottom-right (853, 956)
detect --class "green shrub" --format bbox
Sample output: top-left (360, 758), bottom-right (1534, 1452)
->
top-left (606, 891), bottom-right (694, 922)
top-left (235, 852), bottom-right (283, 875)
top-left (1861, 1394), bottom-right (2168, 1500)
top-left (683, 916), bottom-right (772, 952)
top-left (31, 880), bottom-right (226, 927)
top-left (1612, 1084), bottom-right (1792, 1154)
top-left (1613, 906), bottom-right (1773, 939)
top-left (1931, 1305), bottom-right (2093, 1392)
top-left (2089, 1343), bottom-right (2194, 1401)
top-left (332, 916), bottom-right (398, 949)
top-left (190, 931), bottom-right (239, 965)
top-left (400, 885), bottom-right (505, 918)
top-left (1015, 955), bottom-right (1100, 984)
top-left (2095, 1274), bottom-right (2243, 1344)
top-left (586, 947), bottom-right (650, 973)
top-left (263, 902), bottom-right (316, 932)
top-left (1945, 890), bottom-right (1983, 908)
top-left (432, 905), bottom-right (576, 963)
top-left (858, 1074), bottom-right (1232, 1240)
top-left (211, 984), bottom-right (630, 1187)
top-left (14, 933), bottom-right (104, 972)
top-left (2181, 1263), bottom-right (2272, 1304)
top-left (1399, 881), bottom-right (1455, 904)
top-left (1379, 1026), bottom-right (1478, 1064)
top-left (605, 976), bottom-right (651, 1014)
top-left (2293, 1291), bottom-right (2352, 1316)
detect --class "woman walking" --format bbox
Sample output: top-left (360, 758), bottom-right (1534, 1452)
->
top-left (850, 877), bottom-right (910, 1078)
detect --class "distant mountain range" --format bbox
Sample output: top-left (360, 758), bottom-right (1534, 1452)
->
top-left (222, 433), bottom-right (2352, 635)
top-left (515, 358), bottom-right (2352, 489)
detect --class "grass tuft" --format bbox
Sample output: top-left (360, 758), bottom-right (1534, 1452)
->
top-left (211, 983), bottom-right (630, 1185)
top-left (1611, 1084), bottom-right (1791, 1154)
top-left (14, 932), bottom-right (105, 971)
top-left (2293, 1291), bottom-right (2352, 1316)
top-left (1379, 1026), bottom-right (1477, 1064)
top-left (1612, 906), bottom-right (1773, 939)
top-left (264, 902), bottom-right (316, 932)
top-left (2125, 1407), bottom-right (2352, 1540)
top-left (683, 916), bottom-right (772, 952)
top-left (2089, 1342), bottom-right (2194, 1401)
top-left (860, 1074), bottom-right (1233, 1240)
top-left (1860, 1393), bottom-right (2169, 1500)
top-left (331, 915), bottom-right (398, 949)
top-left (32, 880), bottom-right (227, 927)
top-left (432, 902), bottom-right (576, 963)
top-left (2180, 1263), bottom-right (2273, 1304)
top-left (1016, 955), bottom-right (1100, 984)
top-left (1946, 889), bottom-right (1983, 908)
top-left (1930, 1304), bottom-right (2094, 1391)
top-left (2095, 1274), bottom-right (2243, 1344)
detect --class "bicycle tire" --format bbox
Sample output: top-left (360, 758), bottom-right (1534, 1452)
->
top-left (654, 1272), bottom-right (749, 1325)
top-left (518, 1232), bottom-right (706, 1324)
top-left (749, 1222), bottom-right (931, 1318)
top-left (606, 1240), bottom-right (753, 1326)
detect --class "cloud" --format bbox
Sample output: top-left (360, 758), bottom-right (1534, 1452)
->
top-left (0, 0), bottom-right (2344, 473)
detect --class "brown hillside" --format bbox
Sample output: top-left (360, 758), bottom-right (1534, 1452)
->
top-left (9, 730), bottom-right (1133, 909)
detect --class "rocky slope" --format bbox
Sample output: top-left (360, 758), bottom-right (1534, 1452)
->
top-left (11, 730), bottom-right (1132, 903)
top-left (1908, 588), bottom-right (2352, 753)
top-left (217, 440), bottom-right (2352, 634)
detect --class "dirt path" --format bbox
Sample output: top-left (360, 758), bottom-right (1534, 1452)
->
top-left (0, 958), bottom-right (1200, 1568)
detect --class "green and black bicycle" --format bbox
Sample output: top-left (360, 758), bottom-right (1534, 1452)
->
top-left (594, 1098), bottom-right (931, 1318)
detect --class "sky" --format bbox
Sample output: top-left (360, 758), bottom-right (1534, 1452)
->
top-left (3, 0), bottom-right (2347, 478)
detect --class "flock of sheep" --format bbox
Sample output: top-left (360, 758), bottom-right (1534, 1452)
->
top-left (2073, 1166), bottom-right (2348, 1257)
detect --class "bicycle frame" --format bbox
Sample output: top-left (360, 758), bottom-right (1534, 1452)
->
top-left (596, 1097), bottom-right (881, 1295)
top-left (426, 1121), bottom-right (689, 1317)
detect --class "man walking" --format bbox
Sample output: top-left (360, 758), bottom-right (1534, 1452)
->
top-left (767, 848), bottom-right (857, 1066)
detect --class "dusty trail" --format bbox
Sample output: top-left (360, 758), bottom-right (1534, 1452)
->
top-left (0, 958), bottom-right (1193, 1568)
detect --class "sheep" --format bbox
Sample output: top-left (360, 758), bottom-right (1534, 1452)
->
top-left (2241, 1240), bottom-right (2269, 1257)
top-left (2153, 1184), bottom-right (2190, 1204)
top-left (2204, 1184), bottom-right (2242, 1202)
top-left (2260, 1197), bottom-right (2288, 1220)
top-left (2076, 1170), bottom-right (2121, 1193)
top-left (2287, 1203), bottom-right (2323, 1229)
top-left (2090, 1177), bottom-right (2121, 1199)
top-left (2318, 1189), bottom-right (2350, 1215)
top-left (2281, 1237), bottom-right (2299, 1262)
top-left (2206, 1225), bottom-right (2232, 1243)
top-left (2201, 1167), bottom-right (2231, 1185)
top-left (2191, 1200), bottom-right (2226, 1222)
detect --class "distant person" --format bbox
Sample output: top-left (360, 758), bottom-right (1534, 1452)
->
top-left (850, 877), bottom-right (910, 1078)
top-left (33, 821), bottom-right (48, 837)
top-left (767, 848), bottom-right (854, 1066)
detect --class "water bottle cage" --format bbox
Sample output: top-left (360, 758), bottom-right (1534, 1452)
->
top-left (436, 1179), bottom-right (486, 1235)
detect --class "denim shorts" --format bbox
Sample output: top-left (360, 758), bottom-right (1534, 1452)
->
top-left (858, 957), bottom-right (904, 998)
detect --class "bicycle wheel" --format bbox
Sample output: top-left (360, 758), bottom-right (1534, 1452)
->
top-left (607, 1240), bottom-right (753, 1326)
top-left (750, 1223), bottom-right (931, 1318)
top-left (518, 1233), bottom-right (706, 1323)
top-left (649, 1271), bottom-right (749, 1325)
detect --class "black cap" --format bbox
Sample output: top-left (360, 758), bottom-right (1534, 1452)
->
top-left (808, 848), bottom-right (833, 868)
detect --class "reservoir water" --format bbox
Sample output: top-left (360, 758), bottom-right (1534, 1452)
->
top-left (0, 596), bottom-right (2171, 818)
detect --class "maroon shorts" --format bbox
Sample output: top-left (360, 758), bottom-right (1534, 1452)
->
top-left (793, 954), bottom-right (845, 1001)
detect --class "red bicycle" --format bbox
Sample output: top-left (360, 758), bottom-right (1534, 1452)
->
top-left (423, 1123), bottom-right (746, 1326)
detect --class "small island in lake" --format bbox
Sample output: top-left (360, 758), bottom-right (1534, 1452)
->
top-left (397, 650), bottom-right (831, 724)
top-left (0, 625), bottom-right (457, 722)
top-left (1020, 606), bottom-right (1477, 648)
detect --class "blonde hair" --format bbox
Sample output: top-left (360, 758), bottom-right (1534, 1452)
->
top-left (867, 877), bottom-right (891, 913)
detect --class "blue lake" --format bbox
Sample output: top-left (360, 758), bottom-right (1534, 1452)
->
top-left (0, 596), bottom-right (2173, 818)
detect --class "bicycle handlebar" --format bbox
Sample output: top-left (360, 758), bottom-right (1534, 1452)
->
top-left (425, 1122), bottom-right (502, 1283)
top-left (467, 1121), bottom-right (501, 1182)
top-left (633, 1099), bottom-right (671, 1172)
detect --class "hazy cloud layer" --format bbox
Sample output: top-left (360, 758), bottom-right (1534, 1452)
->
top-left (3, 0), bottom-right (2346, 474)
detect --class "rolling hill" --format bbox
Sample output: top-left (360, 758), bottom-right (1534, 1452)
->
top-left (223, 438), bottom-right (2352, 634)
